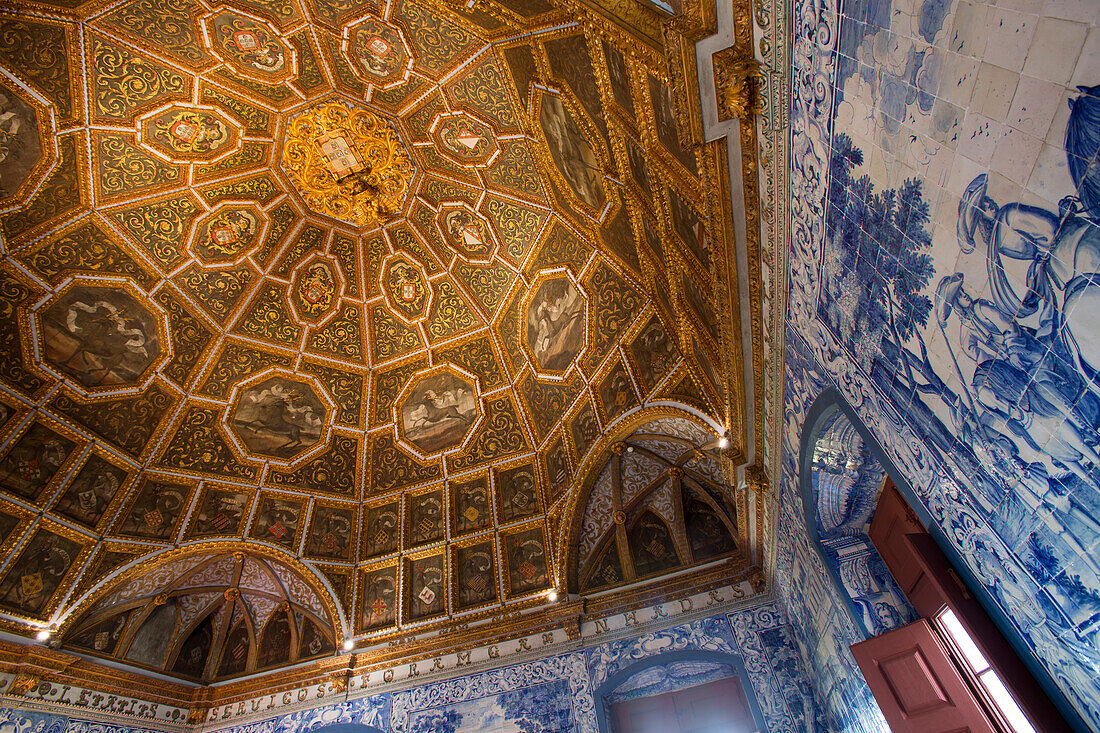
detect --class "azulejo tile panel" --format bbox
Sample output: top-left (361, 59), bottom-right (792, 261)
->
top-left (0, 598), bottom-right (817, 732)
top-left (785, 0), bottom-right (1100, 728)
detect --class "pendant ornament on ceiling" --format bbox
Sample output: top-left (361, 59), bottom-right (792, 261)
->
top-left (281, 101), bottom-right (415, 229)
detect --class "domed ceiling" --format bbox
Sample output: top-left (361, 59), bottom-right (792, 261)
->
top-left (0, 0), bottom-right (753, 685)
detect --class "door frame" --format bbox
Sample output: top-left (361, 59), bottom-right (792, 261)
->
top-left (592, 649), bottom-right (767, 733)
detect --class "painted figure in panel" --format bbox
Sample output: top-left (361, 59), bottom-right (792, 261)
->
top-left (409, 556), bottom-right (444, 620)
top-left (308, 506), bottom-right (353, 560)
top-left (252, 495), bottom-right (302, 548)
top-left (456, 543), bottom-right (495, 608)
top-left (497, 464), bottom-right (538, 523)
top-left (362, 565), bottom-right (396, 629)
top-left (527, 278), bottom-right (584, 372)
top-left (0, 82), bottom-right (42, 200)
top-left (118, 480), bottom-right (187, 539)
top-left (0, 530), bottom-right (81, 614)
top-left (0, 425), bottom-right (73, 500)
top-left (539, 95), bottom-right (605, 210)
top-left (401, 373), bottom-right (477, 453)
top-left (453, 478), bottom-right (491, 534)
top-left (233, 377), bottom-right (325, 459)
top-left (507, 529), bottom-right (547, 593)
top-left (40, 287), bottom-right (161, 389)
top-left (53, 456), bottom-right (126, 528)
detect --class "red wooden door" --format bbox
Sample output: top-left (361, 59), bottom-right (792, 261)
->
top-left (852, 617), bottom-right (998, 732)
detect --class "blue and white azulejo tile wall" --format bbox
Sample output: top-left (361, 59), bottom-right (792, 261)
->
top-left (0, 597), bottom-right (817, 733)
top-left (786, 0), bottom-right (1100, 729)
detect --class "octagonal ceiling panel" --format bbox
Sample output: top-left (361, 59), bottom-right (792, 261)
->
top-left (139, 105), bottom-right (242, 162)
top-left (0, 0), bottom-right (751, 685)
top-left (32, 279), bottom-right (170, 397)
top-left (188, 203), bottom-right (267, 265)
top-left (396, 365), bottom-right (480, 458)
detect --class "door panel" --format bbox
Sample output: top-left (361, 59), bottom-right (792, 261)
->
top-left (851, 618), bottom-right (997, 733)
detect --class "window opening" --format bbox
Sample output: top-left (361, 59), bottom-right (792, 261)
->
top-left (934, 607), bottom-right (1038, 733)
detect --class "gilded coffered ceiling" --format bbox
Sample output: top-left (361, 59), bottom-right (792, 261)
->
top-left (0, 0), bottom-right (760, 686)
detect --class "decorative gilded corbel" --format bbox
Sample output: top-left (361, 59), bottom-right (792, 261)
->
top-left (712, 47), bottom-right (764, 121)
top-left (744, 464), bottom-right (769, 496)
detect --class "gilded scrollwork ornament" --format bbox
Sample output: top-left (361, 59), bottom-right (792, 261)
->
top-left (281, 101), bottom-right (415, 229)
top-left (712, 47), bottom-right (764, 121)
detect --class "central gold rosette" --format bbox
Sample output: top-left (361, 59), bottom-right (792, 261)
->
top-left (282, 101), bottom-right (415, 229)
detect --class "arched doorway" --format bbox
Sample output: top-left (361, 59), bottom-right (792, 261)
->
top-left (799, 400), bottom-right (915, 637)
top-left (592, 650), bottom-right (766, 733)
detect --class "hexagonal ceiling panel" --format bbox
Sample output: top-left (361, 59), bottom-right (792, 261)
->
top-left (0, 0), bottom-right (745, 684)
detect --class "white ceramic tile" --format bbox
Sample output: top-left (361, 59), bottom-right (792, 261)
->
top-left (1046, 88), bottom-right (1075, 146)
top-left (972, 63), bottom-right (1020, 121)
top-left (937, 51), bottom-right (981, 108)
top-left (1022, 16), bottom-right (1089, 84)
top-left (1006, 74), bottom-right (1063, 139)
top-left (949, 1), bottom-right (991, 57)
top-left (995, 0), bottom-right (1042, 14)
top-left (1041, 0), bottom-right (1100, 25)
top-left (985, 170), bottom-right (1028, 210)
top-left (926, 142), bottom-right (955, 189)
top-left (957, 111), bottom-right (1004, 166)
top-left (1027, 142), bottom-right (1077, 207)
top-left (984, 7), bottom-right (1038, 72)
top-left (930, 98), bottom-right (965, 148)
top-left (936, 190), bottom-right (964, 230)
top-left (1069, 26), bottom-right (1100, 90)
top-left (991, 126), bottom-right (1043, 183)
top-left (869, 143), bottom-right (890, 184)
top-left (946, 152), bottom-right (987, 197)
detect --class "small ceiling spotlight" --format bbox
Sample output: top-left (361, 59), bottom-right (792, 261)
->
top-left (35, 629), bottom-right (51, 642)
top-left (547, 589), bottom-right (559, 602)
top-left (718, 435), bottom-right (730, 450)
top-left (342, 638), bottom-right (355, 652)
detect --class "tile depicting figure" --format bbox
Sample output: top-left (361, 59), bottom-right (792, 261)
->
top-left (39, 286), bottom-right (162, 389)
top-left (526, 277), bottom-right (585, 373)
top-left (399, 371), bottom-right (478, 454)
top-left (785, 0), bottom-right (1100, 727)
top-left (538, 94), bottom-right (605, 210)
top-left (404, 680), bottom-right (574, 733)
